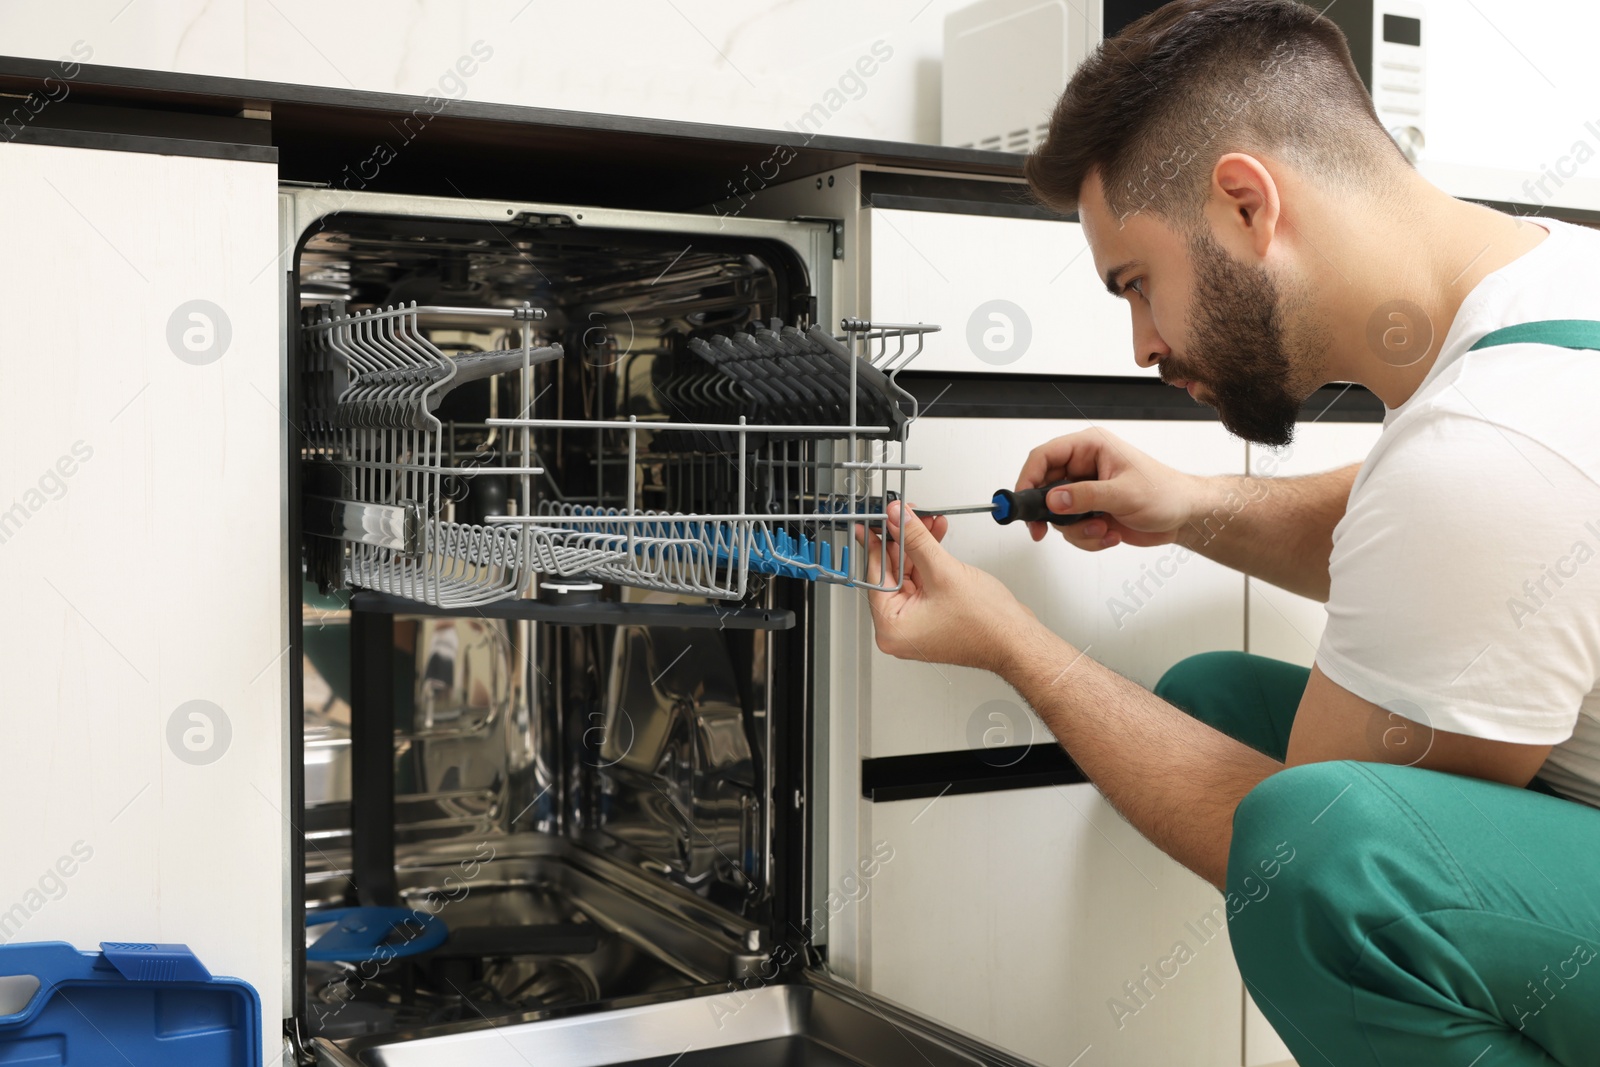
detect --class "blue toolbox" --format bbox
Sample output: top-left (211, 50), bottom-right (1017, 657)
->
top-left (0, 941), bottom-right (260, 1066)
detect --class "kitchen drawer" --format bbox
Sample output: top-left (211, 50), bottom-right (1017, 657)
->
top-left (866, 208), bottom-right (1151, 379)
top-left (866, 783), bottom-right (1244, 1067)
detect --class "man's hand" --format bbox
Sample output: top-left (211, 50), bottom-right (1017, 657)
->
top-left (861, 499), bottom-right (1279, 889)
top-left (862, 501), bottom-right (1043, 673)
top-left (1016, 426), bottom-right (1204, 550)
top-left (1019, 428), bottom-right (1356, 601)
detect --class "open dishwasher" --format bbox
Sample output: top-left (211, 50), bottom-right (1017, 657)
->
top-left (283, 186), bottom-right (1038, 1067)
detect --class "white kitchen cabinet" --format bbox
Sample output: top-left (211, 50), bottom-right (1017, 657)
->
top-left (0, 142), bottom-right (284, 1067)
top-left (866, 208), bottom-right (1153, 380)
top-left (1245, 996), bottom-right (1297, 1067)
top-left (854, 417), bottom-right (1250, 1066)
top-left (868, 784), bottom-right (1244, 1067)
top-left (1244, 423), bottom-right (1386, 667)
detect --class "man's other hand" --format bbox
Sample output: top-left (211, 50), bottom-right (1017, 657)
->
top-left (861, 501), bottom-right (1042, 674)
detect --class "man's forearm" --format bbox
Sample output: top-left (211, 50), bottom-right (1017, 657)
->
top-left (1176, 464), bottom-right (1358, 601)
top-left (1002, 626), bottom-right (1281, 889)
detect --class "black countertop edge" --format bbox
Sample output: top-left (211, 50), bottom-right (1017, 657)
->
top-left (0, 54), bottom-right (1026, 176)
top-left (349, 590), bottom-right (796, 630)
top-left (1475, 197), bottom-right (1600, 228)
top-left (862, 745), bottom-right (1090, 803)
top-left (0, 123), bottom-right (277, 163)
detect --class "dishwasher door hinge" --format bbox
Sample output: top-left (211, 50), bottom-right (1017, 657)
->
top-left (793, 216), bottom-right (844, 259)
top-left (284, 1015), bottom-right (314, 1066)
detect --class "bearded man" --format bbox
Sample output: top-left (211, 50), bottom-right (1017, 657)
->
top-left (863, 2), bottom-right (1600, 1062)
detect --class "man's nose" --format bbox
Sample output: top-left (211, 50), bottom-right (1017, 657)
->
top-left (1131, 307), bottom-right (1170, 369)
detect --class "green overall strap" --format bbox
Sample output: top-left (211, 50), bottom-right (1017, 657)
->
top-left (1469, 319), bottom-right (1600, 351)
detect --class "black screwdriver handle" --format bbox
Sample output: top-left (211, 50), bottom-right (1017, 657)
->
top-left (992, 478), bottom-right (1096, 526)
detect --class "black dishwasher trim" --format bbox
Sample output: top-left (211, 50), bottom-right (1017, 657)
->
top-left (861, 745), bottom-right (1089, 803)
top-left (347, 610), bottom-right (398, 908)
top-left (770, 578), bottom-right (815, 962)
top-left (285, 269), bottom-right (309, 1033)
top-left (1464, 198), bottom-right (1600, 227)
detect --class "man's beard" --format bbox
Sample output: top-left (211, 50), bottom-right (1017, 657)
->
top-left (1173, 232), bottom-right (1306, 448)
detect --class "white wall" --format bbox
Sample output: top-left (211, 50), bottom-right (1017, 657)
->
top-left (0, 0), bottom-right (975, 144)
top-left (2, 0), bottom-right (1600, 172)
top-left (1422, 0), bottom-right (1600, 176)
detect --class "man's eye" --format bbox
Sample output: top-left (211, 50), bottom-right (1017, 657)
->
top-left (1128, 278), bottom-right (1147, 299)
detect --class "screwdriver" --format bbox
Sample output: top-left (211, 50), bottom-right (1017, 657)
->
top-left (916, 479), bottom-right (1097, 526)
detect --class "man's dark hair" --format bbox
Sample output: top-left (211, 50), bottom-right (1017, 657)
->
top-left (1024, 0), bottom-right (1408, 224)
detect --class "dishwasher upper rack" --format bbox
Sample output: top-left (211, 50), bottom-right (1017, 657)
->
top-left (301, 301), bottom-right (561, 608)
top-left (301, 301), bottom-right (936, 606)
top-left (482, 317), bottom-right (938, 600)
top-left (659, 317), bottom-right (924, 443)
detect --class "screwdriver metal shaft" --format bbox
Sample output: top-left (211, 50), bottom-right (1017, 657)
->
top-left (921, 503), bottom-right (1002, 516)
top-left (918, 478), bottom-right (1096, 526)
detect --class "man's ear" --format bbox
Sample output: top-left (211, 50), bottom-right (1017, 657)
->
top-left (1209, 153), bottom-right (1280, 259)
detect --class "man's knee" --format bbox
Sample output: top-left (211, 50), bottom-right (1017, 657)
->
top-left (1226, 762), bottom-right (1371, 982)
top-left (1225, 763), bottom-right (1378, 1067)
top-left (1154, 650), bottom-right (1256, 704)
top-left (1157, 651), bottom-right (1308, 761)
top-left (1154, 650), bottom-right (1256, 728)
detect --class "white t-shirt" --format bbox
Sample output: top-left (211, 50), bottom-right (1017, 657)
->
top-left (1316, 216), bottom-right (1600, 807)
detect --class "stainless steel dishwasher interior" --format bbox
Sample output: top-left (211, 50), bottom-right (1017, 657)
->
top-left (301, 841), bottom-right (763, 1041)
top-left (288, 198), bottom-right (1020, 1067)
top-left (296, 203), bottom-right (804, 1048)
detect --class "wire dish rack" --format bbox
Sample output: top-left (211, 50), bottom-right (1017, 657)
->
top-left (302, 302), bottom-right (934, 607)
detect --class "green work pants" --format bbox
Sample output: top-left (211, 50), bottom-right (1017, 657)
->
top-left (1154, 651), bottom-right (1600, 1066)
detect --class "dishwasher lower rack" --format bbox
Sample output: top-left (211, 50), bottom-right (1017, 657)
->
top-left (301, 302), bottom-right (935, 608)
